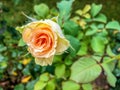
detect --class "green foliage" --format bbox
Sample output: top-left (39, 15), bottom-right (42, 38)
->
top-left (82, 83), bottom-right (93, 90)
top-left (91, 3), bottom-right (102, 17)
top-left (57, 0), bottom-right (74, 25)
top-left (106, 21), bottom-right (120, 30)
top-left (77, 41), bottom-right (88, 56)
top-left (91, 35), bottom-right (106, 53)
top-left (63, 20), bottom-right (80, 36)
top-left (102, 63), bottom-right (117, 87)
top-left (1, 0), bottom-right (120, 90)
top-left (14, 84), bottom-right (24, 90)
top-left (45, 79), bottom-right (56, 90)
top-left (34, 3), bottom-right (49, 18)
top-left (93, 13), bottom-right (107, 23)
top-left (55, 64), bottom-right (66, 78)
top-left (70, 57), bottom-right (102, 83)
top-left (26, 80), bottom-right (36, 90)
top-left (34, 80), bottom-right (47, 90)
top-left (18, 38), bottom-right (26, 46)
top-left (66, 35), bottom-right (80, 57)
top-left (62, 81), bottom-right (80, 90)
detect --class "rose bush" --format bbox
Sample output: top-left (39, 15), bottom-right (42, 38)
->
top-left (1, 0), bottom-right (119, 90)
top-left (21, 20), bottom-right (69, 66)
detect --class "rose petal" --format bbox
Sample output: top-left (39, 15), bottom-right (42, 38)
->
top-left (35, 56), bottom-right (54, 66)
top-left (56, 36), bottom-right (69, 55)
top-left (43, 20), bottom-right (64, 38)
top-left (22, 28), bottom-right (32, 43)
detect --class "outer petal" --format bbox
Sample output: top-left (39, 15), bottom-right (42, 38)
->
top-left (22, 28), bottom-right (32, 43)
top-left (44, 20), bottom-right (64, 38)
top-left (55, 36), bottom-right (70, 54)
top-left (35, 56), bottom-right (54, 66)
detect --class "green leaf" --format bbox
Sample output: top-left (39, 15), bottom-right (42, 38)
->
top-left (14, 84), bottom-right (24, 90)
top-left (93, 13), bottom-right (107, 23)
top-left (106, 21), bottom-right (120, 30)
top-left (82, 5), bottom-right (91, 14)
top-left (77, 41), bottom-right (88, 56)
top-left (66, 35), bottom-right (80, 57)
top-left (85, 29), bottom-right (96, 36)
top-left (34, 3), bottom-right (49, 18)
top-left (0, 54), bottom-right (4, 62)
top-left (102, 63), bottom-right (117, 87)
top-left (57, 0), bottom-right (74, 25)
top-left (85, 24), bottom-right (98, 36)
top-left (77, 32), bottom-right (84, 40)
top-left (55, 64), bottom-right (66, 78)
top-left (53, 55), bottom-right (62, 63)
top-left (91, 35), bottom-right (105, 53)
top-left (91, 3), bottom-right (102, 17)
top-left (26, 80), bottom-right (36, 90)
top-left (62, 81), bottom-right (80, 90)
top-left (64, 56), bottom-right (73, 66)
top-left (0, 61), bottom-right (7, 69)
top-left (82, 83), bottom-right (92, 90)
top-left (70, 57), bottom-right (102, 83)
top-left (34, 81), bottom-right (47, 90)
top-left (22, 65), bottom-right (30, 75)
top-left (0, 44), bottom-right (7, 52)
top-left (92, 55), bottom-right (101, 62)
top-left (63, 20), bottom-right (80, 36)
top-left (106, 45), bottom-right (115, 57)
top-left (39, 73), bottom-right (49, 82)
top-left (46, 79), bottom-right (56, 90)
top-left (103, 57), bottom-right (115, 72)
top-left (13, 0), bottom-right (20, 5)
top-left (16, 26), bottom-right (25, 33)
top-left (18, 38), bottom-right (26, 46)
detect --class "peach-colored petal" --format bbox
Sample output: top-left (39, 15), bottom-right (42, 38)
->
top-left (22, 28), bottom-right (32, 43)
top-left (56, 36), bottom-right (70, 54)
top-left (44, 20), bottom-right (64, 38)
top-left (35, 56), bottom-right (54, 66)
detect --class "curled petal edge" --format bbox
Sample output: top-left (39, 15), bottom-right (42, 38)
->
top-left (35, 56), bottom-right (54, 66)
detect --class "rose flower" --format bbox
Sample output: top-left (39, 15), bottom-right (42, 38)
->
top-left (21, 20), bottom-right (69, 66)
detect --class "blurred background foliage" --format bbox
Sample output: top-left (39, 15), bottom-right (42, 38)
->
top-left (1, 0), bottom-right (120, 26)
top-left (0, 0), bottom-right (120, 90)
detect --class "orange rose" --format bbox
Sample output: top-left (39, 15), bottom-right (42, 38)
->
top-left (22, 20), bottom-right (69, 66)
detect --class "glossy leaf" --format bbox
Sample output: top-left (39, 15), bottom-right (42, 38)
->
top-left (63, 20), bottom-right (80, 36)
top-left (77, 41), bottom-right (88, 56)
top-left (34, 3), bottom-right (49, 18)
top-left (26, 80), bottom-right (36, 90)
top-left (55, 64), bottom-right (66, 78)
top-left (57, 0), bottom-right (74, 25)
top-left (82, 83), bottom-right (92, 90)
top-left (66, 35), bottom-right (80, 57)
top-left (34, 81), bottom-right (47, 90)
top-left (18, 38), bottom-right (26, 46)
top-left (70, 57), bottom-right (102, 83)
top-left (91, 3), bottom-right (102, 17)
top-left (39, 73), bottom-right (49, 82)
top-left (62, 81), bottom-right (80, 90)
top-left (102, 63), bottom-right (117, 87)
top-left (106, 21), bottom-right (120, 30)
top-left (46, 79), bottom-right (56, 90)
top-left (93, 13), bottom-right (107, 23)
top-left (91, 35), bottom-right (105, 53)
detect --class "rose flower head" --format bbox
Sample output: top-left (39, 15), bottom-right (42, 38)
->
top-left (18, 20), bottom-right (69, 66)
